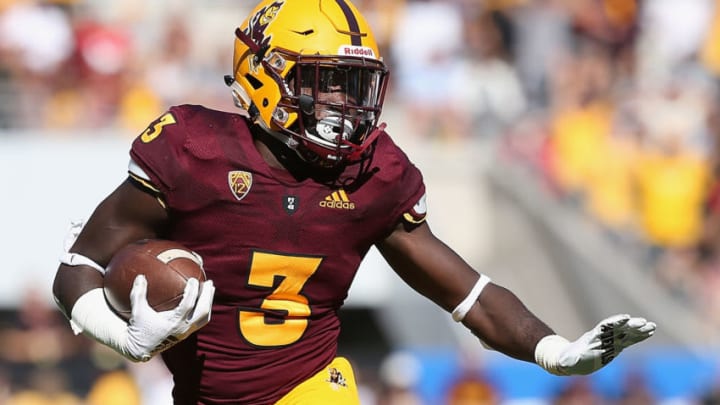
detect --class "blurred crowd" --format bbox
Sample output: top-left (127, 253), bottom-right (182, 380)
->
top-left (0, 0), bottom-right (237, 131)
top-left (5, 0), bottom-right (720, 403)
top-left (491, 0), bottom-right (720, 342)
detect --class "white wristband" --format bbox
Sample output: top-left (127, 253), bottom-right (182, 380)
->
top-left (534, 334), bottom-right (571, 376)
top-left (451, 274), bottom-right (491, 322)
top-left (60, 252), bottom-right (106, 274)
top-left (69, 288), bottom-right (136, 359)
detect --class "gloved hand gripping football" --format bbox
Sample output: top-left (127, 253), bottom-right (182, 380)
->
top-left (124, 275), bottom-right (215, 361)
top-left (69, 274), bottom-right (215, 363)
top-left (535, 314), bottom-right (656, 375)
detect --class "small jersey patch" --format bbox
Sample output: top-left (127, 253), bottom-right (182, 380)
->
top-left (284, 195), bottom-right (299, 215)
top-left (228, 170), bottom-right (253, 201)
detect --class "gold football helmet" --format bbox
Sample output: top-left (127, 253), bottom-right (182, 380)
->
top-left (227, 0), bottom-right (389, 166)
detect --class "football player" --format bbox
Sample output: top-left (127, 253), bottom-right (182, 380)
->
top-left (52, 0), bottom-right (656, 403)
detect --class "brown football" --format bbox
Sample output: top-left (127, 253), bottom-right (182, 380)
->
top-left (103, 239), bottom-right (206, 321)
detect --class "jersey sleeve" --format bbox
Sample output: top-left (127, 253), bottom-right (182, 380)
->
top-left (403, 190), bottom-right (427, 225)
top-left (374, 133), bottom-right (427, 231)
top-left (128, 106), bottom-right (189, 197)
top-left (395, 162), bottom-right (427, 226)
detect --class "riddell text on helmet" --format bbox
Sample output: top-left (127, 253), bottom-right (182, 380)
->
top-left (338, 46), bottom-right (376, 58)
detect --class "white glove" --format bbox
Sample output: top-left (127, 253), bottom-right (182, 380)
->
top-left (70, 275), bottom-right (215, 362)
top-left (124, 275), bottom-right (216, 361)
top-left (535, 314), bottom-right (656, 375)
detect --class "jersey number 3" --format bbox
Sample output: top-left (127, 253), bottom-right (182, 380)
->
top-left (140, 112), bottom-right (176, 143)
top-left (239, 251), bottom-right (322, 347)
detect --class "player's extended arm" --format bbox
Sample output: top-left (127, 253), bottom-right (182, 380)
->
top-left (52, 179), bottom-right (214, 361)
top-left (376, 221), bottom-right (656, 376)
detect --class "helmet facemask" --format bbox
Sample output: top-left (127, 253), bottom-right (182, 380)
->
top-left (294, 57), bottom-right (383, 143)
top-left (276, 52), bottom-right (388, 166)
top-left (249, 46), bottom-right (389, 166)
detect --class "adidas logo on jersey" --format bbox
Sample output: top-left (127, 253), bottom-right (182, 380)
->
top-left (320, 189), bottom-right (355, 210)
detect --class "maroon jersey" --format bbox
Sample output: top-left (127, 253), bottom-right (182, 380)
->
top-left (129, 105), bottom-right (426, 404)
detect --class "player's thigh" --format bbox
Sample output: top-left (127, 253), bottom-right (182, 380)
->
top-left (275, 357), bottom-right (360, 405)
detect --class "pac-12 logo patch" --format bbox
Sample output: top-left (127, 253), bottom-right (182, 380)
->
top-left (228, 170), bottom-right (253, 201)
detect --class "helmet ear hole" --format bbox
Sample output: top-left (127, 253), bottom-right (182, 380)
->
top-left (262, 99), bottom-right (269, 107)
top-left (245, 75), bottom-right (263, 90)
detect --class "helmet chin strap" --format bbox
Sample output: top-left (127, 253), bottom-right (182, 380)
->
top-left (345, 122), bottom-right (386, 161)
top-left (260, 118), bottom-right (385, 166)
top-left (256, 119), bottom-right (301, 151)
